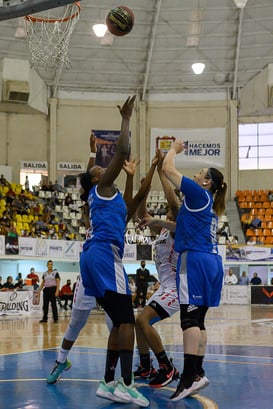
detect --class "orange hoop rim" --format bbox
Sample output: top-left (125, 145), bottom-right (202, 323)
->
top-left (24, 1), bottom-right (81, 23)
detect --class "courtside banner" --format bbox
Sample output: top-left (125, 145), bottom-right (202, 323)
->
top-left (123, 243), bottom-right (137, 261)
top-left (64, 240), bottom-right (79, 258)
top-left (150, 128), bottom-right (225, 168)
top-left (19, 237), bottom-right (36, 256)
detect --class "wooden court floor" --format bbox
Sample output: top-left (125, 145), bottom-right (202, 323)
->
top-left (0, 304), bottom-right (273, 409)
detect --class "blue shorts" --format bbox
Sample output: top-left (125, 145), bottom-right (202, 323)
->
top-left (177, 251), bottom-right (224, 307)
top-left (80, 241), bottom-right (130, 298)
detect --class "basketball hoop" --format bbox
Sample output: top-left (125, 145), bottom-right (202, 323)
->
top-left (24, 2), bottom-right (81, 70)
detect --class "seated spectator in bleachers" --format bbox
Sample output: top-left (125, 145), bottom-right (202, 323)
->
top-left (64, 193), bottom-right (73, 207)
top-left (268, 191), bottom-right (273, 202)
top-left (157, 203), bottom-right (167, 216)
top-left (48, 181), bottom-right (54, 191)
top-left (0, 174), bottom-right (8, 186)
top-left (1, 276), bottom-right (15, 291)
top-left (242, 213), bottom-right (253, 231)
top-left (251, 218), bottom-right (262, 229)
top-left (52, 180), bottom-right (63, 193)
top-left (35, 215), bottom-right (48, 233)
top-left (59, 279), bottom-right (73, 310)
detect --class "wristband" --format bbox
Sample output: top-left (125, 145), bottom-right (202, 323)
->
top-left (89, 152), bottom-right (96, 158)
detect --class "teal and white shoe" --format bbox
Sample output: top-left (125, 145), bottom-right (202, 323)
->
top-left (46, 360), bottom-right (72, 384)
top-left (96, 378), bottom-right (124, 403)
top-left (113, 377), bottom-right (150, 407)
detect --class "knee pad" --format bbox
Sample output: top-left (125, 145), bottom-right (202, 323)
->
top-left (180, 317), bottom-right (199, 331)
top-left (180, 304), bottom-right (201, 331)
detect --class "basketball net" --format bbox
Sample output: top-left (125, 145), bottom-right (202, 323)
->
top-left (24, 2), bottom-right (81, 70)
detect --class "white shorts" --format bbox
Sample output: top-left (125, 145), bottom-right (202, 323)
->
top-left (73, 274), bottom-right (97, 311)
top-left (147, 287), bottom-right (179, 317)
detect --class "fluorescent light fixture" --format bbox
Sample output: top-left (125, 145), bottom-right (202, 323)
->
top-left (192, 62), bottom-right (205, 75)
top-left (92, 23), bottom-right (107, 38)
top-left (233, 0), bottom-right (248, 8)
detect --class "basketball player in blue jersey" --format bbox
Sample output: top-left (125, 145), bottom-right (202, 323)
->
top-left (162, 138), bottom-right (227, 401)
top-left (46, 133), bottom-right (159, 398)
top-left (78, 95), bottom-right (149, 407)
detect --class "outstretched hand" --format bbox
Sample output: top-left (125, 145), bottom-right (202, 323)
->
top-left (171, 139), bottom-right (185, 154)
top-left (117, 95), bottom-right (136, 119)
top-left (123, 156), bottom-right (141, 176)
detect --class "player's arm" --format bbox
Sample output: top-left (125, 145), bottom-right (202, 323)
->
top-left (123, 155), bottom-right (140, 210)
top-left (162, 139), bottom-right (184, 189)
top-left (127, 151), bottom-right (159, 222)
top-left (157, 149), bottom-right (180, 215)
top-left (86, 132), bottom-right (97, 172)
top-left (99, 96), bottom-right (136, 192)
top-left (139, 216), bottom-right (176, 233)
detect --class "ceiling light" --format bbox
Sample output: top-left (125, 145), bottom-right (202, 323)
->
top-left (192, 62), bottom-right (205, 75)
top-left (92, 23), bottom-right (107, 38)
top-left (233, 0), bottom-right (248, 8)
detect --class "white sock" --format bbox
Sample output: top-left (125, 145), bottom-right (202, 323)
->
top-left (57, 348), bottom-right (69, 363)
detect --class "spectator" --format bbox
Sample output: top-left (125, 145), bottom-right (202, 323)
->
top-left (27, 267), bottom-right (40, 290)
top-left (64, 193), bottom-right (73, 207)
top-left (59, 279), bottom-right (73, 310)
top-left (1, 276), bottom-right (15, 291)
top-left (134, 260), bottom-right (151, 308)
top-left (52, 180), bottom-right (63, 193)
top-left (224, 269), bottom-right (238, 285)
top-left (14, 277), bottom-right (24, 289)
top-left (268, 191), bottom-right (273, 202)
top-left (25, 175), bottom-right (30, 191)
top-left (238, 271), bottom-right (249, 285)
top-left (250, 272), bottom-right (262, 285)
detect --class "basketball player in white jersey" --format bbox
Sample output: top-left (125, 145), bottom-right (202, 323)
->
top-left (133, 151), bottom-right (180, 388)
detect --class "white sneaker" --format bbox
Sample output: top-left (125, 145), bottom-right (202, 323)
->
top-left (114, 377), bottom-right (150, 407)
top-left (96, 378), bottom-right (124, 403)
top-left (170, 376), bottom-right (205, 401)
top-left (189, 375), bottom-right (210, 395)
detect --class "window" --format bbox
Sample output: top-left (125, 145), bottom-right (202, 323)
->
top-left (239, 122), bottom-right (273, 170)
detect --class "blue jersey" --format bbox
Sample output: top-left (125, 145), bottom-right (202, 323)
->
top-left (174, 176), bottom-right (218, 254)
top-left (84, 185), bottom-right (127, 252)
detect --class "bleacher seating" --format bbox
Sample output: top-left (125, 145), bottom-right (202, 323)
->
top-left (236, 189), bottom-right (273, 244)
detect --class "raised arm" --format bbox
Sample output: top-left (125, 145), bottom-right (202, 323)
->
top-left (123, 156), bottom-right (140, 210)
top-left (157, 149), bottom-right (180, 215)
top-left (127, 151), bottom-right (159, 222)
top-left (86, 132), bottom-right (97, 172)
top-left (99, 95), bottom-right (136, 191)
top-left (162, 139), bottom-right (184, 189)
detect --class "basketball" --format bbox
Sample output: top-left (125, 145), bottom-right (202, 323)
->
top-left (106, 6), bottom-right (134, 37)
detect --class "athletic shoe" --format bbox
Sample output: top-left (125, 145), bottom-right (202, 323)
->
top-left (134, 363), bottom-right (157, 380)
top-left (96, 378), bottom-right (125, 403)
top-left (39, 319), bottom-right (47, 323)
top-left (113, 377), bottom-right (150, 407)
top-left (46, 360), bottom-right (72, 384)
top-left (149, 361), bottom-right (179, 388)
top-left (170, 376), bottom-right (204, 401)
top-left (189, 374), bottom-right (210, 395)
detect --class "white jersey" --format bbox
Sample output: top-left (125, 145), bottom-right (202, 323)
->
top-left (154, 228), bottom-right (178, 289)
